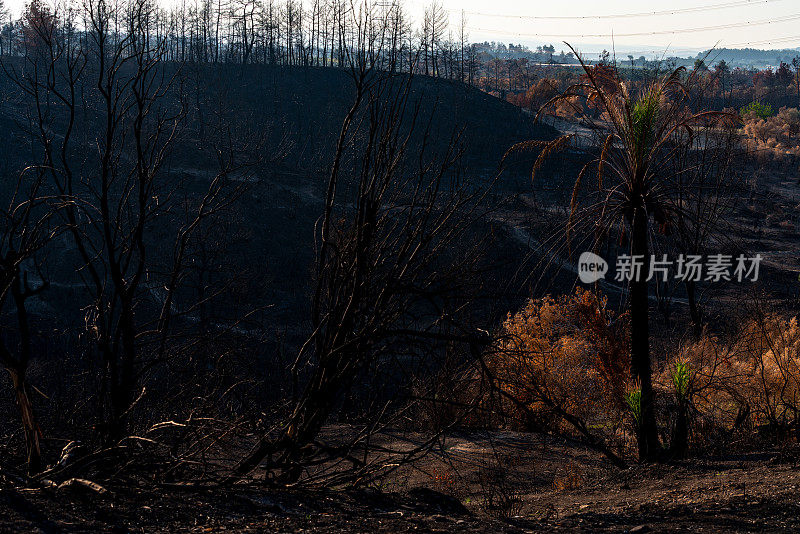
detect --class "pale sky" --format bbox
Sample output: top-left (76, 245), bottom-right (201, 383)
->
top-left (407, 0), bottom-right (800, 56)
top-left (4, 0), bottom-right (799, 56)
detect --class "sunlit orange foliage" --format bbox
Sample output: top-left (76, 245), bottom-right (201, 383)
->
top-left (525, 78), bottom-right (558, 112)
top-left (490, 288), bottom-right (629, 430)
top-left (668, 315), bottom-right (800, 436)
top-left (508, 79), bottom-right (582, 119)
top-left (742, 106), bottom-right (800, 157)
top-left (580, 64), bottom-right (618, 97)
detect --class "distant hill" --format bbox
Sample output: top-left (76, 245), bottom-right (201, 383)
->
top-left (179, 64), bottom-right (557, 174)
top-left (696, 48), bottom-right (800, 69)
top-left (0, 63), bottom-right (556, 352)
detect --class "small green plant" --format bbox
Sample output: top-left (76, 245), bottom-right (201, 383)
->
top-left (741, 101), bottom-right (774, 120)
top-left (672, 361), bottom-right (691, 401)
top-left (625, 388), bottom-right (643, 426)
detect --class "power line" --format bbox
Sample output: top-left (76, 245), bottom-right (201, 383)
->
top-left (722, 34), bottom-right (800, 48)
top-left (466, 12), bottom-right (800, 39)
top-left (452, 0), bottom-right (786, 21)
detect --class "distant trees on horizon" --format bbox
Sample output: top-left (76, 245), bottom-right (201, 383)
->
top-left (0, 0), bottom-right (581, 91)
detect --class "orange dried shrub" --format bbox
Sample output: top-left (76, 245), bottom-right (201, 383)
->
top-left (553, 462), bottom-right (584, 491)
top-left (552, 95), bottom-right (582, 119)
top-left (742, 106), bottom-right (800, 157)
top-left (489, 288), bottom-right (629, 434)
top-left (524, 78), bottom-right (559, 113)
top-left (673, 315), bottom-right (800, 439)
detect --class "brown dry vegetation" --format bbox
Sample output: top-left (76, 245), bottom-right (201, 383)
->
top-left (488, 291), bottom-right (800, 461)
top-left (742, 106), bottom-right (800, 158)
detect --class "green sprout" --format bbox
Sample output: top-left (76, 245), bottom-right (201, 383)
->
top-left (672, 361), bottom-right (691, 401)
top-left (625, 388), bottom-right (643, 426)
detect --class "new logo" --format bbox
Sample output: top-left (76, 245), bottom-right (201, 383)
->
top-left (578, 251), bottom-right (608, 284)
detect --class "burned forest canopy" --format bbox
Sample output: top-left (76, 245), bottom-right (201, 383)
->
top-left (4, 1), bottom-right (800, 532)
top-left (0, 0), bottom-right (561, 490)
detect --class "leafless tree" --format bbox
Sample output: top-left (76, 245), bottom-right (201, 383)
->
top-left (0, 165), bottom-right (60, 474)
top-left (4, 0), bottom-right (253, 449)
top-left (670, 125), bottom-right (743, 338)
top-left (229, 33), bottom-right (497, 484)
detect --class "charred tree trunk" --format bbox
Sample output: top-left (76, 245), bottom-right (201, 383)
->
top-left (686, 279), bottom-right (702, 340)
top-left (670, 403), bottom-right (689, 459)
top-left (107, 302), bottom-right (138, 443)
top-left (630, 201), bottom-right (660, 462)
top-left (0, 295), bottom-right (42, 474)
top-left (7, 277), bottom-right (43, 473)
top-left (7, 367), bottom-right (41, 474)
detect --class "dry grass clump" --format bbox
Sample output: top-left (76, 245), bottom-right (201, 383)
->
top-left (552, 462), bottom-right (584, 491)
top-left (477, 456), bottom-right (525, 518)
